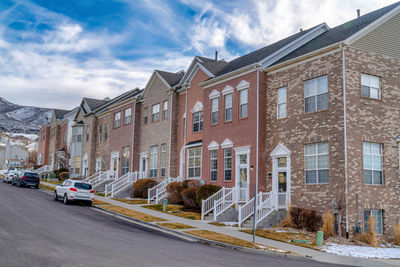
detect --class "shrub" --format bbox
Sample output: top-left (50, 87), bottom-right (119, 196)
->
top-left (54, 168), bottom-right (69, 177)
top-left (322, 211), bottom-right (335, 239)
top-left (394, 223), bottom-right (400, 246)
top-left (181, 187), bottom-right (199, 210)
top-left (300, 209), bottom-right (322, 232)
top-left (48, 173), bottom-right (56, 179)
top-left (196, 184), bottom-right (221, 207)
top-left (167, 182), bottom-right (184, 204)
top-left (281, 203), bottom-right (294, 227)
top-left (290, 207), bottom-right (304, 229)
top-left (133, 179), bottom-right (158, 198)
top-left (357, 217), bottom-right (379, 247)
top-left (182, 180), bottom-right (202, 189)
top-left (59, 172), bottom-right (69, 180)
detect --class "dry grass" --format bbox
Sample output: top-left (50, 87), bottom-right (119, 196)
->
top-left (394, 223), bottom-right (400, 246)
top-left (157, 222), bottom-right (194, 229)
top-left (96, 192), bottom-right (105, 197)
top-left (209, 222), bottom-right (226, 227)
top-left (40, 184), bottom-right (56, 192)
top-left (92, 199), bottom-right (111, 206)
top-left (112, 198), bottom-right (148, 205)
top-left (356, 217), bottom-right (379, 247)
top-left (242, 229), bottom-right (319, 250)
top-left (322, 211), bottom-right (335, 239)
top-left (144, 204), bottom-right (201, 220)
top-left (102, 206), bottom-right (167, 222)
top-left (44, 180), bottom-right (61, 185)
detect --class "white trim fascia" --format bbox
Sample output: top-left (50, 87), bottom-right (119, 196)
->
top-left (207, 141), bottom-right (219, 150)
top-left (183, 62), bottom-right (214, 85)
top-left (265, 43), bottom-right (342, 75)
top-left (111, 151), bottom-right (119, 158)
top-left (201, 65), bottom-right (256, 89)
top-left (185, 142), bottom-right (202, 149)
top-left (260, 23), bottom-right (330, 68)
top-left (208, 89), bottom-right (220, 99)
top-left (221, 138), bottom-right (233, 148)
top-left (140, 152), bottom-right (148, 158)
top-left (234, 145), bottom-right (251, 154)
top-left (179, 58), bottom-right (199, 86)
top-left (236, 80), bottom-right (250, 91)
top-left (270, 143), bottom-right (292, 158)
top-left (190, 101), bottom-right (203, 113)
top-left (222, 85), bottom-right (234, 95)
top-left (345, 5), bottom-right (400, 45)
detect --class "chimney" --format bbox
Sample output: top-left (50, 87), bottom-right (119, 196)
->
top-left (300, 28), bottom-right (303, 32)
top-left (357, 9), bottom-right (360, 18)
top-left (215, 51), bottom-right (218, 61)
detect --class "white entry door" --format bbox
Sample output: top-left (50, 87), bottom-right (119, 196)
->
top-left (110, 152), bottom-right (119, 179)
top-left (270, 144), bottom-right (291, 208)
top-left (234, 147), bottom-right (250, 202)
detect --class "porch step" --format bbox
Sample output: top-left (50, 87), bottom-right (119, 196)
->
top-left (241, 209), bottom-right (286, 229)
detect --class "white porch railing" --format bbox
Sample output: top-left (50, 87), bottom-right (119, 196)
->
top-left (213, 188), bottom-right (235, 221)
top-left (105, 171), bottom-right (145, 198)
top-left (85, 171), bottom-right (101, 183)
top-left (90, 170), bottom-right (113, 190)
top-left (201, 187), bottom-right (225, 220)
top-left (255, 192), bottom-right (276, 226)
top-left (147, 177), bottom-right (182, 204)
top-left (35, 165), bottom-right (53, 175)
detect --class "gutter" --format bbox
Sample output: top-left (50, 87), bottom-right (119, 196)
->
top-left (200, 64), bottom-right (256, 88)
top-left (341, 43), bottom-right (349, 239)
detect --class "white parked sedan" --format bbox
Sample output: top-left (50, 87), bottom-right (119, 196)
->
top-left (53, 179), bottom-right (95, 206)
top-left (4, 169), bottom-right (20, 183)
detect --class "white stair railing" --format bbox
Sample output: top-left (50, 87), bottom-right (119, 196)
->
top-left (85, 171), bottom-right (101, 183)
top-left (255, 192), bottom-right (276, 227)
top-left (105, 171), bottom-right (146, 198)
top-left (105, 172), bottom-right (130, 197)
top-left (238, 196), bottom-right (255, 227)
top-left (91, 170), bottom-right (112, 189)
top-left (201, 187), bottom-right (225, 220)
top-left (147, 177), bottom-right (182, 204)
top-left (35, 165), bottom-right (53, 175)
top-left (213, 188), bottom-right (234, 221)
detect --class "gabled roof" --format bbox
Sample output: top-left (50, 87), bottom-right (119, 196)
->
top-left (94, 88), bottom-right (142, 115)
top-left (273, 2), bottom-right (400, 66)
top-left (83, 97), bottom-right (110, 111)
top-left (53, 109), bottom-right (70, 120)
top-left (213, 24), bottom-right (325, 77)
top-left (156, 70), bottom-right (184, 87)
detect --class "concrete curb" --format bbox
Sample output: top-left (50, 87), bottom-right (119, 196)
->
top-left (92, 206), bottom-right (300, 260)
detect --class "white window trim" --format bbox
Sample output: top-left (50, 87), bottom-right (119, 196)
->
top-left (361, 73), bottom-right (381, 100)
top-left (210, 149), bottom-right (218, 181)
top-left (304, 143), bottom-right (329, 184)
top-left (211, 98), bottom-right (219, 125)
top-left (187, 146), bottom-right (202, 180)
top-left (277, 87), bottom-right (287, 119)
top-left (208, 89), bottom-right (220, 99)
top-left (236, 80), bottom-right (250, 91)
top-left (207, 141), bottom-right (219, 150)
top-left (191, 101), bottom-right (203, 113)
top-left (223, 147), bottom-right (232, 181)
top-left (363, 142), bottom-right (383, 185)
top-left (304, 75), bottom-right (328, 113)
top-left (221, 138), bottom-right (233, 148)
top-left (222, 85), bottom-right (234, 95)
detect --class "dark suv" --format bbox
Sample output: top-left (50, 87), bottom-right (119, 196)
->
top-left (12, 171), bottom-right (40, 188)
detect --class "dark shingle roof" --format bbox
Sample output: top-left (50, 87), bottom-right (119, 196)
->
top-left (54, 109), bottom-right (70, 119)
top-left (273, 2), bottom-right (400, 66)
top-left (83, 98), bottom-right (110, 111)
top-left (202, 60), bottom-right (229, 76)
top-left (157, 70), bottom-right (185, 87)
top-left (213, 25), bottom-right (321, 77)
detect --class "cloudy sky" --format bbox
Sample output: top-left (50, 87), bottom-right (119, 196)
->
top-left (0, 0), bottom-right (397, 109)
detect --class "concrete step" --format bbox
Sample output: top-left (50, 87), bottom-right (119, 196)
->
top-left (242, 209), bottom-right (287, 229)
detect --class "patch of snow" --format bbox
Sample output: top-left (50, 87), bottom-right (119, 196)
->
top-left (5, 132), bottom-right (38, 141)
top-left (221, 222), bottom-right (238, 226)
top-left (256, 245), bottom-right (288, 253)
top-left (323, 243), bottom-right (400, 259)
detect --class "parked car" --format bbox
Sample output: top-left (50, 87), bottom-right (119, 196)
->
top-left (0, 169), bottom-right (7, 179)
top-left (12, 171), bottom-right (40, 188)
top-left (53, 179), bottom-right (94, 206)
top-left (4, 169), bottom-right (18, 183)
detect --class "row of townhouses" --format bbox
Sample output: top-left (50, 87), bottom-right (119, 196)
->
top-left (38, 3), bottom-right (400, 238)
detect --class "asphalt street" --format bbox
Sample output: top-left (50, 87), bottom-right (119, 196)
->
top-left (0, 180), bottom-right (344, 267)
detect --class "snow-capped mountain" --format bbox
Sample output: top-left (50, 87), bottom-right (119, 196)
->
top-left (0, 97), bottom-right (53, 134)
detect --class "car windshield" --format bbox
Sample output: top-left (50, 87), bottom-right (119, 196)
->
top-left (24, 172), bottom-right (38, 178)
top-left (74, 183), bottom-right (92, 190)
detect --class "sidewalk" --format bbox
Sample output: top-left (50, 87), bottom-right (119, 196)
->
top-left (40, 181), bottom-right (399, 267)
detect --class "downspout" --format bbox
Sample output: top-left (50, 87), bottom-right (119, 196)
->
top-left (341, 43), bottom-right (349, 239)
top-left (252, 66), bottom-right (260, 243)
top-left (183, 86), bottom-right (188, 179)
top-left (131, 99), bottom-right (136, 172)
top-left (168, 90), bottom-right (173, 177)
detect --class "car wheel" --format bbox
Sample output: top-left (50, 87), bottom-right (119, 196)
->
top-left (87, 201), bottom-right (93, 206)
top-left (35, 185), bottom-right (39, 189)
top-left (63, 194), bottom-right (69, 205)
top-left (17, 181), bottom-right (21, 187)
top-left (53, 191), bottom-right (58, 201)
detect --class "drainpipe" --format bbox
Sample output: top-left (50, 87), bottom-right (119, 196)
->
top-left (131, 99), bottom-right (136, 173)
top-left (183, 86), bottom-right (188, 179)
top-left (168, 90), bottom-right (173, 177)
top-left (341, 43), bottom-right (349, 239)
top-left (252, 66), bottom-right (260, 243)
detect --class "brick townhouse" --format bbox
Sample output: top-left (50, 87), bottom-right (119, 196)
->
top-left (175, 56), bottom-right (228, 180)
top-left (47, 109), bottom-right (70, 169)
top-left (136, 70), bottom-right (184, 179)
top-left (38, 124), bottom-right (50, 166)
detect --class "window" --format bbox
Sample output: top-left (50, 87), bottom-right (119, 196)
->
top-left (98, 126), bottom-right (102, 142)
top-left (211, 98), bottom-right (218, 125)
top-left (239, 89), bottom-right (248, 119)
top-left (104, 124), bottom-right (108, 141)
top-left (225, 93), bottom-right (232, 122)
top-left (210, 150), bottom-right (218, 181)
top-left (188, 147), bottom-right (201, 179)
top-left (363, 142), bottom-right (383, 185)
top-left (149, 145), bottom-right (158, 177)
top-left (63, 129), bottom-right (67, 143)
top-left (143, 107), bottom-right (148, 124)
top-left (361, 74), bottom-right (381, 99)
top-left (193, 111), bottom-right (203, 132)
top-left (277, 87), bottom-right (287, 118)
top-left (86, 126), bottom-right (90, 142)
top-left (224, 148), bottom-right (232, 181)
top-left (163, 101), bottom-right (168, 119)
top-left (304, 75), bottom-right (328, 113)
top-left (305, 142), bottom-right (329, 184)
top-left (121, 146), bottom-right (130, 175)
top-left (152, 104), bottom-right (160, 122)
top-left (124, 108), bottom-right (131, 124)
top-left (77, 134), bottom-right (82, 143)
top-left (161, 144), bottom-right (166, 176)
top-left (74, 156), bottom-right (81, 174)
top-left (102, 156), bottom-right (107, 171)
top-left (114, 112), bottom-right (121, 128)
top-left (364, 210), bottom-right (383, 234)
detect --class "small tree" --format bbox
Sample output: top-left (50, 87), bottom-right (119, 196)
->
top-left (27, 150), bottom-right (39, 168)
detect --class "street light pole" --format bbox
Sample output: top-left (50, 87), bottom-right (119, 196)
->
top-left (251, 165), bottom-right (256, 243)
